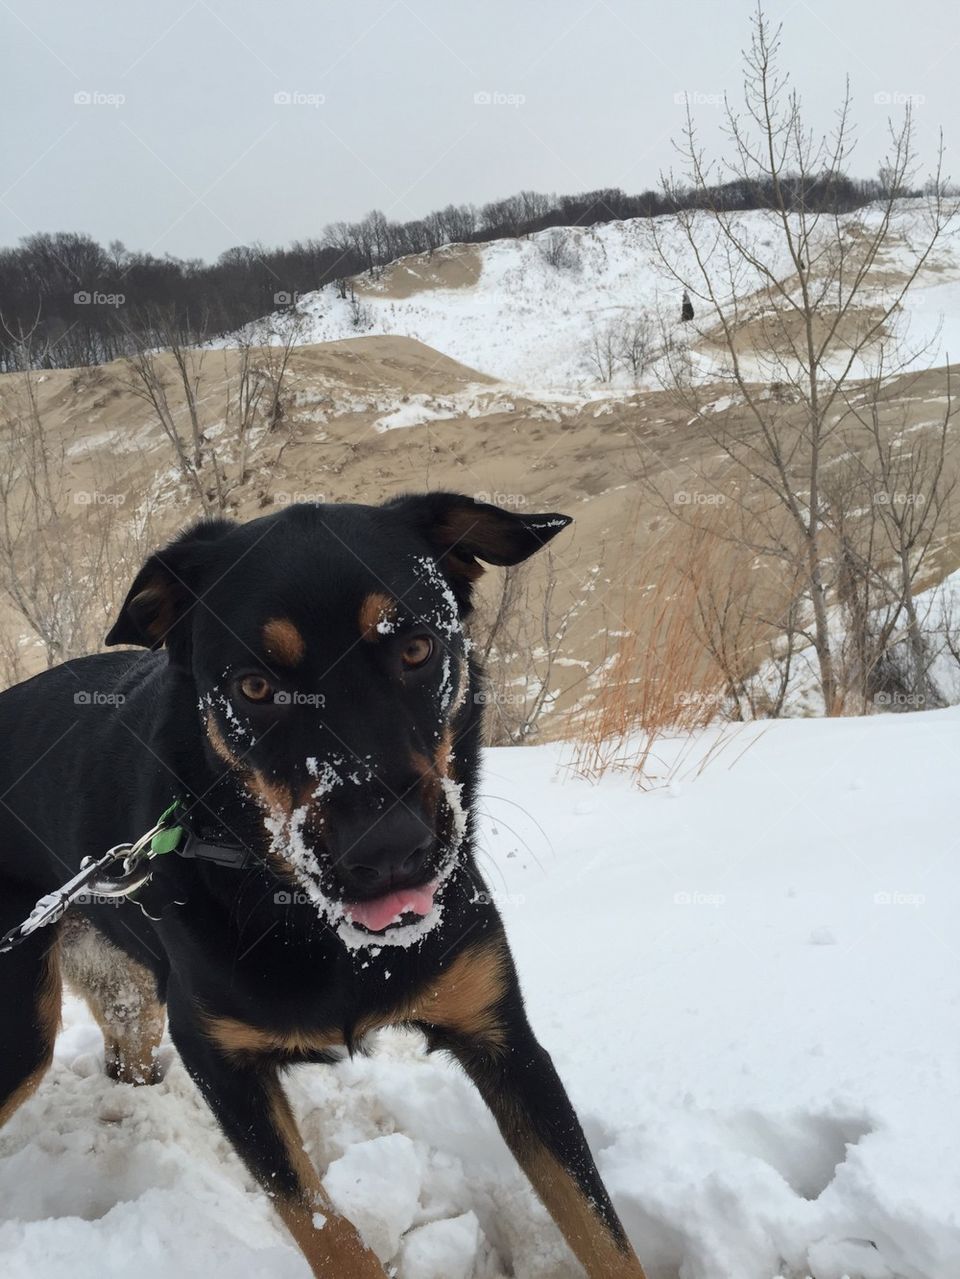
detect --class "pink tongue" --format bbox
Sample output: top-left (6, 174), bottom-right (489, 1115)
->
top-left (344, 881), bottom-right (438, 932)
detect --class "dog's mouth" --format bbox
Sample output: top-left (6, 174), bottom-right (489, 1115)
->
top-left (259, 792), bottom-right (465, 946)
top-left (341, 880), bottom-right (439, 933)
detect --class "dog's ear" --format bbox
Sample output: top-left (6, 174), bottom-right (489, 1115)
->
top-left (384, 492), bottom-right (572, 604)
top-left (105, 519), bottom-right (236, 650)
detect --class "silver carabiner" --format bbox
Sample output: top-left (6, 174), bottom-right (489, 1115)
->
top-left (1, 814), bottom-right (182, 955)
top-left (85, 843), bottom-right (156, 898)
top-left (4, 847), bottom-right (131, 946)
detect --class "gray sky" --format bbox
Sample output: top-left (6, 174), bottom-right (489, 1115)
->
top-left (1, 0), bottom-right (955, 262)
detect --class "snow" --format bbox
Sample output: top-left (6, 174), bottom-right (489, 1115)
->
top-left (755, 566), bottom-right (960, 717)
top-left (3, 709), bottom-right (960, 1277)
top-left (226, 201), bottom-right (960, 398)
top-left (373, 399), bottom-right (456, 432)
top-left (899, 277), bottom-right (960, 368)
top-left (323, 1133), bottom-right (422, 1262)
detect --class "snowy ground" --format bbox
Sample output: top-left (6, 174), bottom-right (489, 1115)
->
top-left (2, 710), bottom-right (959, 1278)
top-left (753, 569), bottom-right (960, 718)
top-left (228, 202), bottom-right (960, 398)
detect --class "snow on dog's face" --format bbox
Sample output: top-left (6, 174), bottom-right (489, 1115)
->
top-left (106, 494), bottom-right (571, 948)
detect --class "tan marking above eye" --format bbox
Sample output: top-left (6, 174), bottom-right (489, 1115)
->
top-left (262, 618), bottom-right (306, 666)
top-left (402, 635), bottom-right (434, 668)
top-left (358, 592), bottom-right (398, 641)
top-left (239, 674), bottom-right (275, 703)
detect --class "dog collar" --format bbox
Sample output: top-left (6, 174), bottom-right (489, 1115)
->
top-left (177, 829), bottom-right (252, 870)
top-left (165, 800), bottom-right (253, 871)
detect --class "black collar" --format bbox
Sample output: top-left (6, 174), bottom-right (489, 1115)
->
top-left (175, 803), bottom-right (254, 870)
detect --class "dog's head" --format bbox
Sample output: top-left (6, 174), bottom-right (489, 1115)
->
top-left (107, 494), bottom-right (570, 944)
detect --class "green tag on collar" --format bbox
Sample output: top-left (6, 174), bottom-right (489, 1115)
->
top-left (150, 801), bottom-right (185, 856)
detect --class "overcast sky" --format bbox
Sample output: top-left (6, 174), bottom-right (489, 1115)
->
top-left (1, 0), bottom-right (954, 262)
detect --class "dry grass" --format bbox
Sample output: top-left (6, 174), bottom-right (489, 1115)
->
top-left (572, 526), bottom-right (729, 783)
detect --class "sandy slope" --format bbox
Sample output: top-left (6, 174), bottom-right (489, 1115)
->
top-left (236, 203), bottom-right (960, 397)
top-left (2, 709), bottom-right (959, 1278)
top-left (3, 330), bottom-right (960, 731)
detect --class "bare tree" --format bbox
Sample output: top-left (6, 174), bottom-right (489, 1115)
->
top-left (471, 552), bottom-right (590, 744)
top-left (822, 361), bottom-right (958, 709)
top-left (648, 6), bottom-right (956, 711)
top-left (617, 313), bottom-right (656, 381)
top-left (587, 320), bottom-right (621, 382)
top-left (124, 318), bottom-right (210, 509)
top-left (0, 336), bottom-right (155, 672)
top-left (587, 312), bottom-right (657, 384)
top-left (124, 317), bottom-right (301, 514)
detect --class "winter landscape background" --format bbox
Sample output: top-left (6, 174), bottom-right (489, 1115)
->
top-left (2, 1), bottom-right (960, 1275)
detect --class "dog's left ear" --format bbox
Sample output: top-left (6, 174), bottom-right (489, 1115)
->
top-left (385, 492), bottom-right (572, 603)
top-left (105, 518), bottom-right (236, 651)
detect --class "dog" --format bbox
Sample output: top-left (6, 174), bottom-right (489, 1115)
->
top-left (0, 492), bottom-right (646, 1278)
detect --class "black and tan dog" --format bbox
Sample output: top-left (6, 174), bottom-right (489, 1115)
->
top-left (0, 493), bottom-right (646, 1278)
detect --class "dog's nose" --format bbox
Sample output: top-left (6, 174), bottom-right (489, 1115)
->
top-left (333, 805), bottom-right (434, 896)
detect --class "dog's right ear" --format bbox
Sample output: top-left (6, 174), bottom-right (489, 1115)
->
top-left (105, 519), bottom-right (236, 650)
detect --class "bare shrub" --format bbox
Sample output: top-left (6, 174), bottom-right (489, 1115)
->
top-left (537, 231), bottom-right (581, 273)
top-left (617, 313), bottom-right (656, 381)
top-left (124, 317), bottom-right (300, 514)
top-left (572, 534), bottom-right (727, 783)
top-left (0, 355), bottom-right (156, 675)
top-left (587, 312), bottom-right (656, 383)
top-left (671, 509), bottom-right (805, 719)
top-left (347, 287), bottom-right (374, 332)
top-left (471, 552), bottom-right (585, 745)
top-left (587, 320), bottom-right (621, 382)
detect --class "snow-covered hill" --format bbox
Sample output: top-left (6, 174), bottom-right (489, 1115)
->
top-left (236, 202), bottom-right (960, 396)
top-left (3, 710), bottom-right (959, 1278)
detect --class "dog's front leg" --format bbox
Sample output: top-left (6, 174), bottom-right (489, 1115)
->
top-left (423, 938), bottom-right (646, 1279)
top-left (168, 995), bottom-right (385, 1278)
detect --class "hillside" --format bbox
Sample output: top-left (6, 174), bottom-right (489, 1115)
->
top-left (0, 336), bottom-right (715, 719)
top-left (3, 202), bottom-right (960, 731)
top-left (235, 202), bottom-right (960, 396)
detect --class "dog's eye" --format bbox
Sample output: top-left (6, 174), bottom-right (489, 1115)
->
top-left (401, 635), bottom-right (434, 670)
top-left (237, 674), bottom-right (275, 704)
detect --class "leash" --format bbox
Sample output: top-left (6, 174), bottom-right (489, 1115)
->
top-left (0, 800), bottom-right (251, 954)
